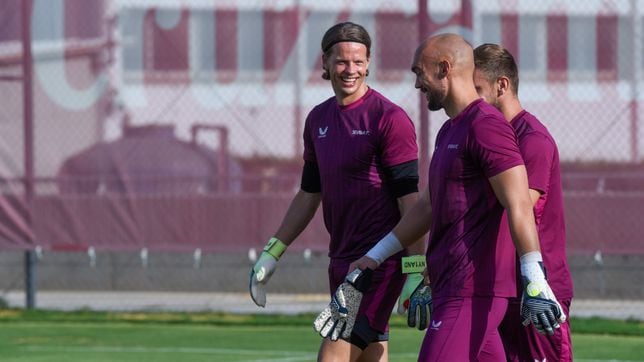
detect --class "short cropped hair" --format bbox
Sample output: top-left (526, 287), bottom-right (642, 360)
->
top-left (473, 43), bottom-right (519, 95)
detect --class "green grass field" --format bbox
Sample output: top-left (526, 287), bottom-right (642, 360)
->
top-left (0, 310), bottom-right (642, 361)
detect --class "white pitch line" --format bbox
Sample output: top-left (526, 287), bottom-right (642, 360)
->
top-left (237, 357), bottom-right (316, 362)
top-left (21, 345), bottom-right (323, 362)
top-left (20, 345), bottom-right (313, 356)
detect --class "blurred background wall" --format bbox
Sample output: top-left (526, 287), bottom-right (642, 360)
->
top-left (0, 0), bottom-right (642, 316)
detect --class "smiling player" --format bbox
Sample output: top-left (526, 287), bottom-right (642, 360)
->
top-left (250, 22), bottom-right (424, 362)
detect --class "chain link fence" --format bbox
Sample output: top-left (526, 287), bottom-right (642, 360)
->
top-left (0, 0), bottom-right (642, 319)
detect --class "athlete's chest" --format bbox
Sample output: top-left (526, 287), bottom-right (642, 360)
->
top-left (430, 122), bottom-right (474, 182)
top-left (311, 112), bottom-right (380, 172)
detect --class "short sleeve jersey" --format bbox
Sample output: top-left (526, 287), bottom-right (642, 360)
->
top-left (511, 110), bottom-right (574, 299)
top-left (427, 99), bottom-right (524, 298)
top-left (303, 88), bottom-right (418, 261)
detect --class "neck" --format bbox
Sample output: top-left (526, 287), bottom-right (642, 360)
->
top-left (499, 98), bottom-right (523, 122)
top-left (337, 85), bottom-right (369, 106)
top-left (445, 83), bottom-right (480, 119)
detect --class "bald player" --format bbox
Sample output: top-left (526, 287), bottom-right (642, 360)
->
top-left (350, 33), bottom-right (565, 361)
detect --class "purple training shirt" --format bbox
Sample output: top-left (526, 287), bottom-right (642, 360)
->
top-left (427, 99), bottom-right (524, 298)
top-left (511, 110), bottom-right (573, 300)
top-left (303, 88), bottom-right (418, 261)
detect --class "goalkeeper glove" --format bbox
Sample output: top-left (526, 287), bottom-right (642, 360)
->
top-left (313, 268), bottom-right (373, 341)
top-left (407, 280), bottom-right (432, 330)
top-left (397, 255), bottom-right (426, 315)
top-left (520, 251), bottom-right (566, 335)
top-left (249, 237), bottom-right (287, 307)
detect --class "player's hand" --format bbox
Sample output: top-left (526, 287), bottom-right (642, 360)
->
top-left (249, 237), bottom-right (287, 307)
top-left (520, 253), bottom-right (566, 335)
top-left (348, 256), bottom-right (379, 275)
top-left (407, 279), bottom-right (432, 330)
top-left (313, 268), bottom-right (373, 341)
top-left (397, 255), bottom-right (427, 315)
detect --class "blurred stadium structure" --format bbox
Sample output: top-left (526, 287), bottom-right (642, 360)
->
top-left (0, 0), bottom-right (642, 319)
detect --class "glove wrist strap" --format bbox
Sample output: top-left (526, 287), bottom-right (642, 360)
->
top-left (520, 251), bottom-right (542, 265)
top-left (264, 237), bottom-right (288, 260)
top-left (401, 255), bottom-right (426, 274)
top-left (520, 251), bottom-right (546, 283)
top-left (346, 268), bottom-right (373, 292)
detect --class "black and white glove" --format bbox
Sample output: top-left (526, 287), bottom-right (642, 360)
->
top-left (313, 268), bottom-right (373, 341)
top-left (407, 280), bottom-right (432, 330)
top-left (520, 251), bottom-right (566, 335)
top-left (249, 237), bottom-right (287, 307)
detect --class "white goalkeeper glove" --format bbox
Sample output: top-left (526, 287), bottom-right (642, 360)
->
top-left (249, 237), bottom-right (287, 307)
top-left (520, 251), bottom-right (566, 335)
top-left (313, 268), bottom-right (373, 341)
top-left (397, 255), bottom-right (426, 315)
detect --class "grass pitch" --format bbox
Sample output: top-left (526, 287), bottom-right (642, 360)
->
top-left (0, 310), bottom-right (642, 361)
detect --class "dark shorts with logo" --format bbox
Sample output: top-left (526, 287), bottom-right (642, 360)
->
top-left (418, 296), bottom-right (509, 362)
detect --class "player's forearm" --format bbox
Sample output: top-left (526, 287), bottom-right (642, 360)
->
top-left (506, 203), bottom-right (541, 256)
top-left (273, 190), bottom-right (321, 245)
top-left (393, 206), bottom-right (431, 249)
top-left (366, 192), bottom-right (432, 264)
top-left (394, 188), bottom-right (432, 248)
top-left (489, 166), bottom-right (540, 256)
top-left (397, 192), bottom-right (428, 255)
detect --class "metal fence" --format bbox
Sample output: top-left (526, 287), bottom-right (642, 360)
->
top-left (0, 0), bottom-right (642, 319)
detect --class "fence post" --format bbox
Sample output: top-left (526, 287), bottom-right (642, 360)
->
top-left (418, 0), bottom-right (430, 188)
top-left (631, 0), bottom-right (641, 162)
top-left (21, 0), bottom-right (36, 310)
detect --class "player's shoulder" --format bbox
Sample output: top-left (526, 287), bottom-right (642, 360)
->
top-left (311, 96), bottom-right (336, 113)
top-left (471, 99), bottom-right (506, 122)
top-left (470, 100), bottom-right (509, 129)
top-left (364, 88), bottom-right (399, 108)
top-left (474, 99), bottom-right (500, 115)
top-left (368, 88), bottom-right (412, 120)
top-left (517, 110), bottom-right (546, 129)
top-left (307, 96), bottom-right (336, 121)
top-left (514, 111), bottom-right (556, 144)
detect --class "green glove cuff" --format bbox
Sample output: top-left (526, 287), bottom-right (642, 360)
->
top-left (263, 237), bottom-right (288, 260)
top-left (405, 272), bottom-right (424, 289)
top-left (401, 255), bottom-right (426, 274)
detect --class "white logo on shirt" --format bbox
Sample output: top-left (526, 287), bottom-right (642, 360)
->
top-left (430, 320), bottom-right (442, 330)
top-left (318, 126), bottom-right (328, 138)
top-left (447, 144), bottom-right (459, 149)
top-left (352, 130), bottom-right (370, 136)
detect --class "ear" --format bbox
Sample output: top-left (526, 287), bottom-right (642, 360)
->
top-left (321, 55), bottom-right (329, 71)
top-left (438, 60), bottom-right (451, 79)
top-left (497, 76), bottom-right (510, 97)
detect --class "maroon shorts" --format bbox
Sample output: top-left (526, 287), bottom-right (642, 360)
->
top-left (418, 296), bottom-right (509, 362)
top-left (499, 298), bottom-right (573, 362)
top-left (328, 256), bottom-right (404, 336)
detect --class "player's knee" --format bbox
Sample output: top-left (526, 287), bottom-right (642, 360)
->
top-left (349, 316), bottom-right (388, 350)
